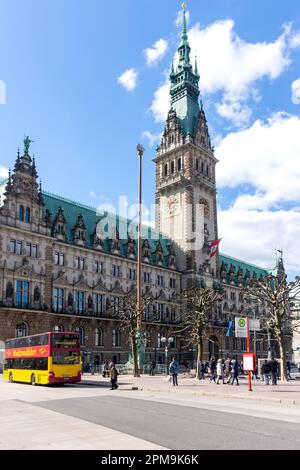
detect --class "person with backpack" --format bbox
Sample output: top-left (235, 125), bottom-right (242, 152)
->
top-left (110, 363), bottom-right (119, 390)
top-left (261, 360), bottom-right (271, 385)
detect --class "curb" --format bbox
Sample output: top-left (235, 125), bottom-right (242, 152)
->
top-left (139, 387), bottom-right (300, 406)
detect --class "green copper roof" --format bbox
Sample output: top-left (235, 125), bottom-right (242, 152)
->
top-left (169, 7), bottom-right (200, 137)
top-left (43, 191), bottom-right (176, 270)
top-left (219, 253), bottom-right (268, 279)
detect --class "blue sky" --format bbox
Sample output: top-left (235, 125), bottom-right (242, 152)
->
top-left (0, 0), bottom-right (300, 274)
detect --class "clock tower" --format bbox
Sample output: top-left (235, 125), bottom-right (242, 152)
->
top-left (154, 5), bottom-right (219, 286)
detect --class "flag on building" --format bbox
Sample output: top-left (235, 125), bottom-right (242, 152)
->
top-left (209, 239), bottom-right (221, 259)
top-left (226, 320), bottom-right (234, 337)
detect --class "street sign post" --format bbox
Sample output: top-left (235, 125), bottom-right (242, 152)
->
top-left (235, 317), bottom-right (247, 337)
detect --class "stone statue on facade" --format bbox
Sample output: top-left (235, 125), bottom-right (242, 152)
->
top-left (24, 136), bottom-right (34, 154)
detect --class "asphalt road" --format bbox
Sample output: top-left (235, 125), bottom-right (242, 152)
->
top-left (32, 395), bottom-right (300, 450)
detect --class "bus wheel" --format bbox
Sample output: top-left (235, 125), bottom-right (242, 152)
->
top-left (9, 373), bottom-right (13, 383)
top-left (31, 374), bottom-right (36, 386)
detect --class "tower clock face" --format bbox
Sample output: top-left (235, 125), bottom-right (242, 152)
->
top-left (167, 196), bottom-right (179, 215)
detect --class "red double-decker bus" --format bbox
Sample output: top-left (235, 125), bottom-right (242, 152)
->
top-left (3, 332), bottom-right (81, 385)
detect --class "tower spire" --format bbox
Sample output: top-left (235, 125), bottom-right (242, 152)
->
top-left (181, 3), bottom-right (188, 43)
top-left (168, 3), bottom-right (200, 136)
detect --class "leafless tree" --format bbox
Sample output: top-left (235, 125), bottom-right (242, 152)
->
top-left (244, 274), bottom-right (300, 381)
top-left (178, 286), bottom-right (224, 378)
top-left (110, 292), bottom-right (153, 377)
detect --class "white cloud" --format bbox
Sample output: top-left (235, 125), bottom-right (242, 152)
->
top-left (188, 20), bottom-right (291, 96)
top-left (175, 9), bottom-right (190, 28)
top-left (144, 39), bottom-right (168, 66)
top-left (150, 76), bottom-right (170, 123)
top-left (117, 68), bottom-right (138, 92)
top-left (150, 20), bottom-right (298, 126)
top-left (215, 100), bottom-right (252, 127)
top-left (0, 166), bottom-right (8, 179)
top-left (292, 78), bottom-right (300, 104)
top-left (142, 130), bottom-right (161, 147)
top-left (216, 112), bottom-right (300, 209)
top-left (289, 30), bottom-right (300, 48)
top-left (219, 207), bottom-right (300, 276)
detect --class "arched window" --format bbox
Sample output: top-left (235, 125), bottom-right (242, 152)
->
top-left (16, 322), bottom-right (28, 338)
top-left (53, 325), bottom-right (63, 332)
top-left (75, 326), bottom-right (85, 346)
top-left (196, 159), bottom-right (199, 171)
top-left (25, 207), bottom-right (30, 223)
top-left (19, 205), bottom-right (24, 221)
top-left (112, 329), bottom-right (121, 347)
top-left (95, 328), bottom-right (103, 347)
top-left (164, 164), bottom-right (168, 177)
top-left (171, 161), bottom-right (175, 174)
top-left (177, 158), bottom-right (181, 171)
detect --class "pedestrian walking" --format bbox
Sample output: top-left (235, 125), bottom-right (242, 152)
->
top-left (209, 356), bottom-right (217, 383)
top-left (230, 359), bottom-right (239, 386)
top-left (269, 358), bottom-right (278, 385)
top-left (109, 363), bottom-right (119, 390)
top-left (224, 356), bottom-right (231, 383)
top-left (216, 358), bottom-right (225, 384)
top-left (149, 360), bottom-right (156, 376)
top-left (261, 360), bottom-right (270, 385)
top-left (198, 361), bottom-right (206, 380)
top-left (169, 356), bottom-right (179, 386)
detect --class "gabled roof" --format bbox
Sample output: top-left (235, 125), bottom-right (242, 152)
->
top-left (43, 191), bottom-right (176, 270)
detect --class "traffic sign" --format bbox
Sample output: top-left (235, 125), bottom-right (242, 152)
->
top-left (235, 317), bottom-right (247, 337)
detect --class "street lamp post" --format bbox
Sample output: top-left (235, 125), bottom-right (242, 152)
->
top-left (161, 336), bottom-right (174, 373)
top-left (135, 143), bottom-right (145, 376)
top-left (136, 143), bottom-right (144, 333)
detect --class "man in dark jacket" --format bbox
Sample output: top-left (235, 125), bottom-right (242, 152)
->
top-left (209, 356), bottom-right (217, 383)
top-left (110, 363), bottom-right (119, 390)
top-left (269, 358), bottom-right (279, 385)
top-left (149, 360), bottom-right (156, 376)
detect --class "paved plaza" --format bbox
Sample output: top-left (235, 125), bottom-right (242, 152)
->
top-left (1, 372), bottom-right (300, 450)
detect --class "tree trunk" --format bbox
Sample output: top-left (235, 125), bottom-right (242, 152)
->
top-left (277, 331), bottom-right (288, 382)
top-left (131, 334), bottom-right (140, 378)
top-left (196, 336), bottom-right (203, 379)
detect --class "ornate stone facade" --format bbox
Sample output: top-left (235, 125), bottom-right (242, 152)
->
top-left (0, 10), bottom-right (292, 367)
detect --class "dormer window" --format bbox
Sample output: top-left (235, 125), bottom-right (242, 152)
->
top-left (52, 207), bottom-right (67, 241)
top-left (72, 214), bottom-right (86, 246)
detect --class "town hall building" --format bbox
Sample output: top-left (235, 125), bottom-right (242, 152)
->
top-left (0, 8), bottom-right (290, 369)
